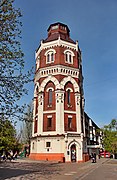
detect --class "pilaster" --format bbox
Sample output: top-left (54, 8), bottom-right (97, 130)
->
top-left (55, 90), bottom-right (64, 134)
top-left (75, 92), bottom-right (81, 134)
top-left (38, 92), bottom-right (44, 134)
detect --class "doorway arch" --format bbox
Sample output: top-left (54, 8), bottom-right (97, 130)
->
top-left (71, 144), bottom-right (76, 162)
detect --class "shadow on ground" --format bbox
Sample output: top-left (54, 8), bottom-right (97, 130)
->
top-left (0, 161), bottom-right (61, 180)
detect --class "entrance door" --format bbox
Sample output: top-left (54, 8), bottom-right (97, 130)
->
top-left (71, 144), bottom-right (76, 162)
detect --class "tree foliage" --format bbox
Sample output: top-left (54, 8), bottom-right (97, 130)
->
top-left (102, 119), bottom-right (117, 153)
top-left (0, 118), bottom-right (16, 151)
top-left (0, 0), bottom-right (33, 120)
top-left (22, 102), bottom-right (33, 153)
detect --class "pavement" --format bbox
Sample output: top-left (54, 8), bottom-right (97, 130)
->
top-left (0, 157), bottom-right (116, 180)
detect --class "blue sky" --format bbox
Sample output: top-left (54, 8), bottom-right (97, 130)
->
top-left (14, 0), bottom-right (117, 128)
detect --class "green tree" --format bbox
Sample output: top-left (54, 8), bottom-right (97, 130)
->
top-left (102, 119), bottom-right (117, 154)
top-left (0, 0), bottom-right (32, 120)
top-left (0, 118), bottom-right (16, 151)
top-left (22, 102), bottom-right (33, 154)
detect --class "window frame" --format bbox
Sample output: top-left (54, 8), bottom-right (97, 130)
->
top-left (46, 141), bottom-right (51, 148)
top-left (47, 117), bottom-right (52, 128)
top-left (45, 49), bottom-right (56, 64)
top-left (64, 49), bottom-right (74, 64)
top-left (67, 89), bottom-right (71, 104)
top-left (46, 87), bottom-right (54, 106)
top-left (48, 89), bottom-right (52, 105)
top-left (68, 117), bottom-right (72, 129)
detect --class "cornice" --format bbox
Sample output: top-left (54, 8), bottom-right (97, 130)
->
top-left (35, 65), bottom-right (79, 82)
top-left (36, 38), bottom-right (78, 59)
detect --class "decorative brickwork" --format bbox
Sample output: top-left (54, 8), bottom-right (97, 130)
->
top-left (30, 22), bottom-right (85, 163)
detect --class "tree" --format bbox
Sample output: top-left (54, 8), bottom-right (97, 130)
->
top-left (22, 102), bottom-right (33, 154)
top-left (0, 118), bottom-right (16, 151)
top-left (102, 119), bottom-right (117, 154)
top-left (0, 0), bottom-right (32, 120)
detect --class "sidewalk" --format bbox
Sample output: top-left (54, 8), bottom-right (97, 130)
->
top-left (13, 156), bottom-right (109, 164)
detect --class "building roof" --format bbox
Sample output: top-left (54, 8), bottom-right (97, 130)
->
top-left (43, 22), bottom-right (76, 44)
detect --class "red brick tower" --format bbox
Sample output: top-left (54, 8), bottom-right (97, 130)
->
top-left (30, 22), bottom-right (85, 162)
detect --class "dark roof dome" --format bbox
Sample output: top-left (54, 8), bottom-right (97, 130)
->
top-left (43, 22), bottom-right (75, 44)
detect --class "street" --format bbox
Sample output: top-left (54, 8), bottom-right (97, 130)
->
top-left (0, 158), bottom-right (117, 180)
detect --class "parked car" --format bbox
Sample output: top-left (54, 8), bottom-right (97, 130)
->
top-left (100, 151), bottom-right (110, 158)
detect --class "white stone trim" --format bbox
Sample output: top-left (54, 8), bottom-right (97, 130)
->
top-left (66, 87), bottom-right (73, 92)
top-left (44, 48), bottom-right (56, 56)
top-left (47, 115), bottom-right (52, 118)
top-left (55, 90), bottom-right (64, 134)
top-left (61, 76), bottom-right (79, 92)
top-left (68, 115), bottom-right (73, 118)
top-left (43, 110), bottom-right (56, 114)
top-left (36, 38), bottom-right (78, 58)
top-left (35, 65), bottom-right (79, 82)
top-left (39, 75), bottom-right (60, 92)
top-left (34, 82), bottom-right (39, 96)
top-left (64, 110), bottom-right (76, 114)
top-left (64, 49), bottom-right (75, 56)
top-left (46, 87), bottom-right (54, 92)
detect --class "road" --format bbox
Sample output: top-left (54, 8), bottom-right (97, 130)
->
top-left (0, 158), bottom-right (117, 180)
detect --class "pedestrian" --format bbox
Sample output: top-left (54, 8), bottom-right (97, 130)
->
top-left (94, 153), bottom-right (96, 162)
top-left (13, 151), bottom-right (17, 160)
top-left (98, 153), bottom-right (100, 159)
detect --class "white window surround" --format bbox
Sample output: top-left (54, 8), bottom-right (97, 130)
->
top-left (66, 87), bottom-right (73, 92)
top-left (36, 56), bottom-right (40, 69)
top-left (45, 49), bottom-right (56, 64)
top-left (64, 49), bottom-right (75, 64)
top-left (46, 87), bottom-right (54, 92)
top-left (68, 115), bottom-right (73, 118)
top-left (47, 115), bottom-right (52, 118)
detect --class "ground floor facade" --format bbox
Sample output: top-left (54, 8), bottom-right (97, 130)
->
top-left (29, 133), bottom-right (89, 163)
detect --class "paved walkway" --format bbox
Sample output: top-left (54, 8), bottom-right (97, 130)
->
top-left (0, 158), bottom-right (116, 180)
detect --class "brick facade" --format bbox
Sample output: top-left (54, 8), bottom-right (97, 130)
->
top-left (30, 22), bottom-right (86, 163)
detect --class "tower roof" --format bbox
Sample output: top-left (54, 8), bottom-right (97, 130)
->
top-left (47, 22), bottom-right (70, 33)
top-left (43, 22), bottom-right (75, 44)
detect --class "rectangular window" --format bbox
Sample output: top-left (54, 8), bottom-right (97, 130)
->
top-left (46, 142), bottom-right (51, 148)
top-left (68, 117), bottom-right (72, 129)
top-left (47, 117), bottom-right (52, 128)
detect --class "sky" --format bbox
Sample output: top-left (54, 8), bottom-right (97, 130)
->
top-left (14, 0), bottom-right (117, 128)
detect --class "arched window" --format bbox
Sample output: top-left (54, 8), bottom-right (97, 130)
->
top-left (67, 89), bottom-right (71, 104)
top-left (66, 53), bottom-right (68, 62)
top-left (45, 49), bottom-right (56, 64)
top-left (47, 54), bottom-right (50, 63)
top-left (48, 89), bottom-right (52, 104)
top-left (69, 54), bottom-right (72, 63)
top-left (51, 53), bottom-right (54, 62)
top-left (64, 50), bottom-right (74, 64)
